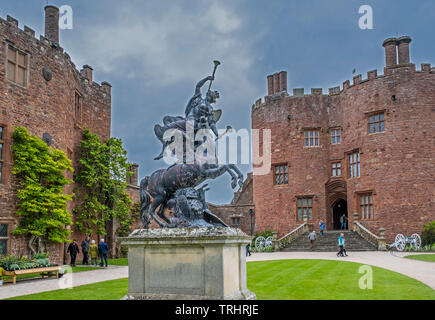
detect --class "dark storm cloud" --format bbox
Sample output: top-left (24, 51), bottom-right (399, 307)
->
top-left (1, 0), bottom-right (434, 203)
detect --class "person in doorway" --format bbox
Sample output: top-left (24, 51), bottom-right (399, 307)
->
top-left (340, 214), bottom-right (347, 230)
top-left (98, 238), bottom-right (109, 267)
top-left (89, 240), bottom-right (99, 266)
top-left (308, 230), bottom-right (317, 250)
top-left (81, 236), bottom-right (90, 265)
top-left (319, 221), bottom-right (326, 235)
top-left (337, 233), bottom-right (344, 257)
top-left (67, 240), bottom-right (80, 266)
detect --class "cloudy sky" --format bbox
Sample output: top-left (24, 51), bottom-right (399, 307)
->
top-left (1, 0), bottom-right (434, 203)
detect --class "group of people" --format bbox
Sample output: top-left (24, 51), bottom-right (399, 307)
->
top-left (307, 220), bottom-right (348, 257)
top-left (66, 237), bottom-right (109, 267)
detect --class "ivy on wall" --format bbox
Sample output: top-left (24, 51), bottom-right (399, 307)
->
top-left (12, 127), bottom-right (73, 253)
top-left (73, 128), bottom-right (132, 236)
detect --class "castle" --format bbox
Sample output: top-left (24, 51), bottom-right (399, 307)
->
top-left (0, 6), bottom-right (139, 263)
top-left (252, 36), bottom-right (435, 242)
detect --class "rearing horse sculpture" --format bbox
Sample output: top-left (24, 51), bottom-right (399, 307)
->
top-left (139, 62), bottom-right (244, 228)
top-left (140, 153), bottom-right (243, 228)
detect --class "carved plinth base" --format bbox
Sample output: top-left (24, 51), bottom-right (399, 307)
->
top-left (120, 227), bottom-right (256, 300)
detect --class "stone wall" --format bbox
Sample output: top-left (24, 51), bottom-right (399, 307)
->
top-left (208, 173), bottom-right (255, 235)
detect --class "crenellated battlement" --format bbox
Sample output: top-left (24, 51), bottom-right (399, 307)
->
top-left (0, 9), bottom-right (110, 95)
top-left (254, 36), bottom-right (435, 110)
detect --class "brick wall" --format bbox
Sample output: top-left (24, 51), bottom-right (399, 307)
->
top-left (252, 37), bottom-right (435, 243)
top-left (0, 11), bottom-right (112, 264)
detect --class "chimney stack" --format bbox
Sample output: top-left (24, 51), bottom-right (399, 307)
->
top-left (80, 65), bottom-right (93, 83)
top-left (267, 75), bottom-right (274, 95)
top-left (44, 5), bottom-right (59, 43)
top-left (382, 38), bottom-right (397, 68)
top-left (127, 163), bottom-right (139, 186)
top-left (266, 71), bottom-right (287, 95)
top-left (397, 36), bottom-right (412, 65)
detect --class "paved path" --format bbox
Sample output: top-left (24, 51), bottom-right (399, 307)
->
top-left (0, 265), bottom-right (128, 300)
top-left (247, 251), bottom-right (435, 289)
top-left (1, 252), bottom-right (433, 299)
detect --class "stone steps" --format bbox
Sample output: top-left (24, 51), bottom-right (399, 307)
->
top-left (281, 230), bottom-right (377, 252)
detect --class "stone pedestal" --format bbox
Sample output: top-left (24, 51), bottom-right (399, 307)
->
top-left (121, 227), bottom-right (256, 300)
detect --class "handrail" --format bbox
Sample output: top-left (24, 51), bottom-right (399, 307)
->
top-left (354, 221), bottom-right (379, 247)
top-left (278, 223), bottom-right (306, 242)
top-left (275, 222), bottom-right (307, 250)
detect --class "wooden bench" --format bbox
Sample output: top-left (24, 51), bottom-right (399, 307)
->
top-left (2, 266), bottom-right (61, 285)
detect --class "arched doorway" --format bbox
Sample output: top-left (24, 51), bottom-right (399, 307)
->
top-left (325, 179), bottom-right (347, 230)
top-left (332, 199), bottom-right (348, 230)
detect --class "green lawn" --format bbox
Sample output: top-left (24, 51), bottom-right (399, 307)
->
top-left (107, 258), bottom-right (128, 266)
top-left (404, 254), bottom-right (435, 262)
top-left (247, 259), bottom-right (435, 300)
top-left (6, 259), bottom-right (435, 300)
top-left (6, 278), bottom-right (128, 300)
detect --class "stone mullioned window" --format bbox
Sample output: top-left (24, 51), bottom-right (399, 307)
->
top-left (331, 161), bottom-right (341, 177)
top-left (0, 224), bottom-right (8, 255)
top-left (304, 130), bottom-right (319, 147)
top-left (7, 44), bottom-right (29, 87)
top-left (0, 126), bottom-right (4, 183)
top-left (348, 151), bottom-right (360, 178)
top-left (273, 164), bottom-right (288, 185)
top-left (331, 129), bottom-right (341, 145)
top-left (368, 112), bottom-right (385, 134)
top-left (359, 193), bottom-right (374, 219)
top-left (297, 197), bottom-right (313, 220)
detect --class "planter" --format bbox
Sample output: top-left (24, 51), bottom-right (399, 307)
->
top-left (2, 266), bottom-right (61, 285)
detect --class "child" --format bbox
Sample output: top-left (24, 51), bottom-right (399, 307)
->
top-left (319, 221), bottom-right (325, 235)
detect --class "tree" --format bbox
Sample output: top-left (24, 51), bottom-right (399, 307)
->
top-left (74, 129), bottom-right (132, 236)
top-left (12, 127), bottom-right (73, 254)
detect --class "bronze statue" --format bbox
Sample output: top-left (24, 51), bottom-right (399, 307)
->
top-left (140, 61), bottom-right (243, 228)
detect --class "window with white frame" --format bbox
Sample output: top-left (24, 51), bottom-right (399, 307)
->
top-left (304, 130), bottom-right (319, 147)
top-left (349, 151), bottom-right (360, 178)
top-left (331, 129), bottom-right (341, 145)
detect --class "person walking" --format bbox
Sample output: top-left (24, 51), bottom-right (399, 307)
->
top-left (98, 238), bottom-right (109, 267)
top-left (89, 240), bottom-right (99, 266)
top-left (67, 240), bottom-right (80, 266)
top-left (319, 221), bottom-right (326, 235)
top-left (246, 244), bottom-right (251, 257)
top-left (337, 233), bottom-right (344, 257)
top-left (342, 234), bottom-right (348, 257)
top-left (81, 236), bottom-right (90, 265)
top-left (308, 230), bottom-right (317, 250)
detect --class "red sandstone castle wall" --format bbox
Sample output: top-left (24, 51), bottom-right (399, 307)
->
top-left (339, 66), bottom-right (435, 242)
top-left (0, 12), bottom-right (111, 263)
top-left (252, 39), bottom-right (435, 243)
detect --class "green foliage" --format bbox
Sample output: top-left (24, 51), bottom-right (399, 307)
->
top-left (0, 253), bottom-right (53, 271)
top-left (117, 202), bottom-right (140, 238)
top-left (265, 246), bottom-right (275, 252)
top-left (73, 129), bottom-right (133, 236)
top-left (421, 221), bottom-right (435, 246)
top-left (12, 127), bottom-right (73, 244)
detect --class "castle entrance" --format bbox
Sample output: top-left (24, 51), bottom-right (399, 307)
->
top-left (332, 199), bottom-right (348, 230)
top-left (325, 179), bottom-right (347, 230)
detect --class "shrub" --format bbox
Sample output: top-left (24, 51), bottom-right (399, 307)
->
top-left (421, 221), bottom-right (435, 246)
top-left (265, 246), bottom-right (275, 253)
